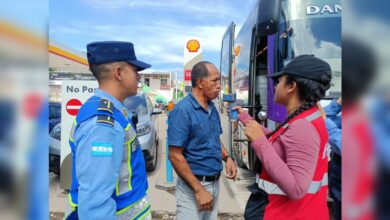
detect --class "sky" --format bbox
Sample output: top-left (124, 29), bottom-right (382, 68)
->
top-left (0, 0), bottom-right (48, 35)
top-left (49, 0), bottom-right (257, 80)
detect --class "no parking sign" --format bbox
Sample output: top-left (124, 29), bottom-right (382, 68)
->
top-left (65, 99), bottom-right (82, 116)
top-left (60, 80), bottom-right (98, 188)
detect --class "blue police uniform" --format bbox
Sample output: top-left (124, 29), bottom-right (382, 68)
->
top-left (66, 41), bottom-right (151, 220)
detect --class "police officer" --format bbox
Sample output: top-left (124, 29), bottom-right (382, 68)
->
top-left (66, 41), bottom-right (151, 220)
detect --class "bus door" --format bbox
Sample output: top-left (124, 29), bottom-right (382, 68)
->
top-left (219, 22), bottom-right (235, 156)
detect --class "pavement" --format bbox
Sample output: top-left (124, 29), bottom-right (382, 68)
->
top-left (49, 111), bottom-right (256, 220)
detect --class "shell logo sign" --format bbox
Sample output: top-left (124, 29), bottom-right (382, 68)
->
top-left (186, 39), bottom-right (200, 52)
top-left (234, 45), bottom-right (241, 56)
top-left (184, 38), bottom-right (202, 84)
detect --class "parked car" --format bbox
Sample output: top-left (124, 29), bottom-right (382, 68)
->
top-left (49, 102), bottom-right (61, 133)
top-left (49, 122), bottom-right (61, 175)
top-left (124, 93), bottom-right (162, 171)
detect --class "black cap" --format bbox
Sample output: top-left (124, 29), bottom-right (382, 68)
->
top-left (268, 55), bottom-right (331, 82)
top-left (87, 41), bottom-right (151, 71)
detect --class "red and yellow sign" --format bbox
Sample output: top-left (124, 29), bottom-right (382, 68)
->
top-left (0, 21), bottom-right (45, 49)
top-left (49, 44), bottom-right (88, 66)
top-left (184, 69), bottom-right (192, 81)
top-left (234, 45), bottom-right (241, 56)
top-left (186, 39), bottom-right (200, 53)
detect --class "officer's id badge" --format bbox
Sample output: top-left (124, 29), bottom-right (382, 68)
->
top-left (122, 108), bottom-right (129, 119)
top-left (91, 142), bottom-right (113, 156)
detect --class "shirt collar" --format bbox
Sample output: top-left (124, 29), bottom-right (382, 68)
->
top-left (188, 91), bottom-right (215, 113)
top-left (94, 89), bottom-right (125, 111)
top-left (188, 91), bottom-right (201, 109)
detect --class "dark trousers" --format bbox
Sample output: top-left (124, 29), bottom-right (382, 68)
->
top-left (377, 167), bottom-right (390, 220)
top-left (332, 199), bottom-right (341, 220)
top-left (244, 185), bottom-right (269, 220)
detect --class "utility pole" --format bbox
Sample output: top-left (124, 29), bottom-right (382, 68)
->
top-left (175, 71), bottom-right (178, 99)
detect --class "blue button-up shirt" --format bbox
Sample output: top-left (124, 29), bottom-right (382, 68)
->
top-left (73, 89), bottom-right (127, 219)
top-left (168, 92), bottom-right (223, 176)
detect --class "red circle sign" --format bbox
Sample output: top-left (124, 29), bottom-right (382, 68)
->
top-left (66, 99), bottom-right (82, 116)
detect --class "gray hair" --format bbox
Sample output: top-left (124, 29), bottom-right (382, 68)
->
top-left (191, 61), bottom-right (212, 87)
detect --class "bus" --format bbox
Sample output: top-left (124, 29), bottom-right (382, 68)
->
top-left (220, 0), bottom-right (341, 171)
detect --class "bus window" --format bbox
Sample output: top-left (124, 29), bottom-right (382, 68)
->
top-left (233, 13), bottom-right (255, 106)
top-left (220, 25), bottom-right (234, 95)
top-left (277, 16), bottom-right (341, 98)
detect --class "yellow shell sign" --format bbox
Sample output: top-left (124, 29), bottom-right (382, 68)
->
top-left (234, 45), bottom-right (241, 56)
top-left (186, 39), bottom-right (200, 52)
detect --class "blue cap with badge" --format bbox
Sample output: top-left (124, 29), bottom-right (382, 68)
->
top-left (87, 41), bottom-right (151, 71)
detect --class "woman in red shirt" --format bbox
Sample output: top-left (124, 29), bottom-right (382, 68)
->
top-left (236, 55), bottom-right (332, 220)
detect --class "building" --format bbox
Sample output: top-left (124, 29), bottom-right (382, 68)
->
top-left (49, 40), bottom-right (90, 73)
top-left (49, 40), bottom-right (92, 102)
top-left (139, 72), bottom-right (173, 101)
top-left (49, 41), bottom-right (176, 103)
top-left (139, 72), bottom-right (171, 91)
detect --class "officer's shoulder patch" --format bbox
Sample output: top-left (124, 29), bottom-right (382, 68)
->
top-left (96, 115), bottom-right (115, 126)
top-left (98, 98), bottom-right (114, 114)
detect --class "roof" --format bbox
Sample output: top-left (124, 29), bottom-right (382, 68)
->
top-left (139, 72), bottom-right (171, 76)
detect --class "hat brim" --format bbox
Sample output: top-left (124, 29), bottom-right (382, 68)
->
top-left (267, 71), bottom-right (285, 79)
top-left (127, 59), bottom-right (151, 71)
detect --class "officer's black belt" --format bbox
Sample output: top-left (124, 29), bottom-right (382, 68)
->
top-left (195, 174), bottom-right (220, 182)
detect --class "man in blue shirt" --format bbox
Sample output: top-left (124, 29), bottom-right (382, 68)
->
top-left (66, 41), bottom-right (151, 220)
top-left (168, 61), bottom-right (237, 220)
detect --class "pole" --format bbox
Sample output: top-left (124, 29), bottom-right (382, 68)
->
top-left (175, 72), bottom-right (178, 99)
top-left (155, 103), bottom-right (175, 191)
top-left (166, 112), bottom-right (174, 183)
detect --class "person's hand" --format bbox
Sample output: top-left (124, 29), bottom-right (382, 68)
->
top-left (225, 157), bottom-right (237, 179)
top-left (317, 102), bottom-right (326, 120)
top-left (232, 106), bottom-right (245, 114)
top-left (244, 120), bottom-right (265, 142)
top-left (227, 106), bottom-right (246, 116)
top-left (195, 187), bottom-right (213, 211)
top-left (336, 97), bottom-right (342, 106)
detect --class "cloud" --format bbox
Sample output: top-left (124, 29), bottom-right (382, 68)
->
top-left (50, 26), bottom-right (84, 35)
top-left (81, 0), bottom-right (242, 18)
top-left (82, 0), bottom-right (167, 9)
top-left (50, 0), bottom-right (257, 73)
top-left (51, 19), bottom-right (228, 65)
top-left (314, 41), bottom-right (341, 59)
top-left (290, 20), bottom-right (341, 59)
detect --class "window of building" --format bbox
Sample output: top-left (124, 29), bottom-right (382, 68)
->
top-left (161, 78), bottom-right (167, 85)
top-left (144, 78), bottom-right (150, 86)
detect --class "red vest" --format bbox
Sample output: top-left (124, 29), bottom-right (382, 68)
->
top-left (343, 105), bottom-right (375, 220)
top-left (257, 107), bottom-right (330, 220)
